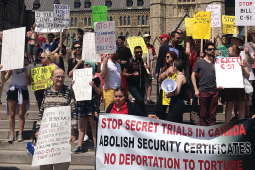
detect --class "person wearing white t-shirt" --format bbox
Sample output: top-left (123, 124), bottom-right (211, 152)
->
top-left (100, 54), bottom-right (122, 111)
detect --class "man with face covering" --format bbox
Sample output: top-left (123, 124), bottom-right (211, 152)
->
top-left (123, 46), bottom-right (149, 113)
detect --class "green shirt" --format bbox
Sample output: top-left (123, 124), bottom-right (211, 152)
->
top-left (216, 44), bottom-right (232, 57)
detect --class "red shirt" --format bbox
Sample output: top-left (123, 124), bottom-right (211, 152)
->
top-left (146, 44), bottom-right (156, 56)
top-left (110, 102), bottom-right (128, 115)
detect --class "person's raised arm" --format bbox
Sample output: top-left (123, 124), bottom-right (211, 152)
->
top-left (1, 70), bottom-right (12, 83)
top-left (33, 31), bottom-right (42, 47)
top-left (100, 56), bottom-right (108, 79)
top-left (245, 47), bottom-right (255, 64)
top-left (68, 59), bottom-right (83, 78)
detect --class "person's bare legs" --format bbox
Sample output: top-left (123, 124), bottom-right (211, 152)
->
top-left (18, 100), bottom-right (27, 135)
top-left (146, 80), bottom-right (152, 101)
top-left (225, 101), bottom-right (233, 123)
top-left (28, 54), bottom-right (32, 63)
top-left (33, 54), bottom-right (36, 63)
top-left (84, 117), bottom-right (89, 137)
top-left (238, 101), bottom-right (246, 120)
top-left (8, 100), bottom-right (18, 135)
top-left (89, 116), bottom-right (97, 146)
top-left (78, 117), bottom-right (86, 146)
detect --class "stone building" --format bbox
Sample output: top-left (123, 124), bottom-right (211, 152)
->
top-left (24, 0), bottom-right (236, 55)
top-left (0, 0), bottom-right (26, 29)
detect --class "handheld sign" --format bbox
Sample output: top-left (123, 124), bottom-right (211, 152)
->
top-left (222, 15), bottom-right (237, 34)
top-left (35, 11), bottom-right (60, 33)
top-left (193, 11), bottom-right (211, 40)
top-left (72, 68), bottom-right (93, 101)
top-left (1, 27), bottom-right (26, 71)
top-left (32, 106), bottom-right (71, 166)
top-left (92, 6), bottom-right (108, 29)
top-left (31, 65), bottom-right (56, 91)
top-left (215, 57), bottom-right (244, 88)
top-left (53, 4), bottom-right (70, 29)
top-left (235, 0), bottom-right (255, 26)
top-left (94, 21), bottom-right (116, 54)
top-left (127, 37), bottom-right (148, 55)
top-left (185, 18), bottom-right (193, 36)
top-left (206, 5), bottom-right (221, 27)
top-left (82, 32), bottom-right (101, 62)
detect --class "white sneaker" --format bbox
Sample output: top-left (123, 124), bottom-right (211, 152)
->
top-left (83, 135), bottom-right (89, 142)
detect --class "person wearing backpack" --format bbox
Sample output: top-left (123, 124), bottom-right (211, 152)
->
top-left (123, 46), bottom-right (148, 113)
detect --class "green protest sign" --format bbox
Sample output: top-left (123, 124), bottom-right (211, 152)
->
top-left (92, 6), bottom-right (108, 29)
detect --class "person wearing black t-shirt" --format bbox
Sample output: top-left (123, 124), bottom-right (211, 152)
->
top-left (123, 46), bottom-right (148, 113)
top-left (117, 36), bottom-right (132, 91)
top-left (68, 41), bottom-right (84, 78)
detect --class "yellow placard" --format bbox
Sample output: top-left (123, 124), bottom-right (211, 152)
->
top-left (127, 37), bottom-right (149, 55)
top-left (223, 24), bottom-right (237, 34)
top-left (31, 65), bottom-right (56, 91)
top-left (222, 15), bottom-right (235, 25)
top-left (162, 73), bottom-right (177, 105)
top-left (193, 11), bottom-right (211, 40)
top-left (185, 18), bottom-right (193, 36)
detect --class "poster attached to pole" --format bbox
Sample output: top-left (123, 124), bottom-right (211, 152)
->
top-left (32, 106), bottom-right (71, 167)
top-left (94, 21), bottom-right (116, 54)
top-left (35, 12), bottom-right (61, 33)
top-left (206, 4), bottom-right (221, 27)
top-left (222, 15), bottom-right (237, 34)
top-left (1, 27), bottom-right (26, 71)
top-left (53, 4), bottom-right (70, 29)
top-left (127, 37), bottom-right (148, 55)
top-left (235, 0), bottom-right (255, 26)
top-left (185, 18), bottom-right (193, 36)
top-left (72, 68), bottom-right (93, 101)
top-left (92, 6), bottom-right (108, 29)
top-left (82, 32), bottom-right (101, 62)
top-left (193, 11), bottom-right (211, 39)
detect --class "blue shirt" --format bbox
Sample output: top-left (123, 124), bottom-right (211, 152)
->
top-left (168, 43), bottom-right (179, 57)
top-left (49, 41), bottom-right (58, 52)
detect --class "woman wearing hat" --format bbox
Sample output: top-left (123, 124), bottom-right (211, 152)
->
top-left (72, 59), bottom-right (101, 154)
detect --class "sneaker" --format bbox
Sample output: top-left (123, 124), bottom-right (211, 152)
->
top-left (17, 134), bottom-right (24, 142)
top-left (8, 134), bottom-right (15, 142)
top-left (83, 135), bottom-right (89, 142)
top-left (72, 145), bottom-right (83, 154)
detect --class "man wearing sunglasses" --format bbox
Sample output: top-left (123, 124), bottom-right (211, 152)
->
top-left (68, 41), bottom-right (84, 78)
top-left (123, 46), bottom-right (148, 113)
top-left (191, 43), bottom-right (218, 126)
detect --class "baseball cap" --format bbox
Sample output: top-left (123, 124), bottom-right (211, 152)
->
top-left (159, 34), bottom-right (170, 40)
top-left (143, 34), bottom-right (151, 38)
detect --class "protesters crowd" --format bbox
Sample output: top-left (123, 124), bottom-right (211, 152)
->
top-left (1, 23), bottom-right (255, 168)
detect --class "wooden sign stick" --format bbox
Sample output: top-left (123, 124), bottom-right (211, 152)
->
top-left (245, 26), bottom-right (248, 62)
top-left (59, 29), bottom-right (62, 54)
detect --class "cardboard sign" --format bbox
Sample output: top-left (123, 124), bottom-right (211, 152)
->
top-left (35, 11), bottom-right (61, 33)
top-left (1, 27), bottom-right (26, 71)
top-left (215, 57), bottom-right (244, 88)
top-left (97, 114), bottom-right (255, 170)
top-left (206, 5), bottom-right (221, 27)
top-left (72, 68), bottom-right (93, 101)
top-left (185, 18), bottom-right (193, 36)
top-left (235, 0), bottom-right (255, 26)
top-left (31, 65), bottom-right (56, 91)
top-left (94, 21), bottom-right (116, 54)
top-left (32, 106), bottom-right (71, 166)
top-left (223, 24), bottom-right (237, 34)
top-left (193, 11), bottom-right (211, 39)
top-left (222, 15), bottom-right (237, 34)
top-left (53, 4), bottom-right (70, 29)
top-left (82, 32), bottom-right (101, 62)
top-left (127, 37), bottom-right (148, 55)
top-left (92, 6), bottom-right (108, 29)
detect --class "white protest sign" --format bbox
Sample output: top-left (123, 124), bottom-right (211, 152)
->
top-left (97, 114), bottom-right (255, 170)
top-left (32, 106), bottom-right (71, 167)
top-left (206, 4), bottom-right (221, 27)
top-left (215, 57), bottom-right (244, 88)
top-left (94, 21), bottom-right (116, 54)
top-left (82, 32), bottom-right (101, 62)
top-left (72, 68), bottom-right (92, 101)
top-left (235, 0), bottom-right (255, 26)
top-left (35, 11), bottom-right (61, 33)
top-left (53, 4), bottom-right (70, 29)
top-left (1, 27), bottom-right (25, 71)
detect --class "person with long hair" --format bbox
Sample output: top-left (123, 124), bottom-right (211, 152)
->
top-left (222, 45), bottom-right (250, 122)
top-left (72, 59), bottom-right (101, 154)
top-left (1, 57), bottom-right (31, 142)
top-left (154, 51), bottom-right (177, 120)
top-left (166, 59), bottom-right (187, 123)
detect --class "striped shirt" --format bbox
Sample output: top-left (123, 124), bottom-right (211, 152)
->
top-left (36, 85), bottom-right (78, 135)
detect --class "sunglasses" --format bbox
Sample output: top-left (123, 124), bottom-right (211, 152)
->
top-left (207, 48), bottom-right (215, 51)
top-left (166, 55), bottom-right (171, 59)
top-left (74, 46), bottom-right (82, 49)
top-left (135, 51), bottom-right (143, 54)
top-left (84, 64), bottom-right (90, 67)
